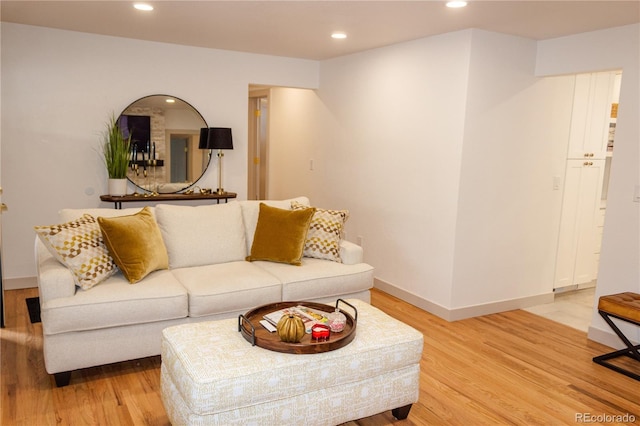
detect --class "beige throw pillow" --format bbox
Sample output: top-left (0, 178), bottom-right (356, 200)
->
top-left (291, 201), bottom-right (349, 263)
top-left (34, 214), bottom-right (117, 290)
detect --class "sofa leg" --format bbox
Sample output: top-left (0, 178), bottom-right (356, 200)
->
top-left (54, 371), bottom-right (71, 387)
top-left (392, 404), bottom-right (412, 420)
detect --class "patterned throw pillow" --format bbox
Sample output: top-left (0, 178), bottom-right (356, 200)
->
top-left (291, 201), bottom-right (349, 263)
top-left (34, 214), bottom-right (117, 290)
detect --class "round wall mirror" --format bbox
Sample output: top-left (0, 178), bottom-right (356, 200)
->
top-left (118, 95), bottom-right (209, 194)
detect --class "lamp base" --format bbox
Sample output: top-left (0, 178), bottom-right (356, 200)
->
top-left (216, 188), bottom-right (226, 195)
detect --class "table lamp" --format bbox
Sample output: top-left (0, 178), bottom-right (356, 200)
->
top-left (199, 127), bottom-right (233, 194)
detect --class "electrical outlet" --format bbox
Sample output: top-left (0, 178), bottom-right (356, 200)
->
top-left (634, 185), bottom-right (640, 203)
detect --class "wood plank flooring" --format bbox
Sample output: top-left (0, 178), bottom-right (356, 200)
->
top-left (2, 287), bottom-right (639, 425)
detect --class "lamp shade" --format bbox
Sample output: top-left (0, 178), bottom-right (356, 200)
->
top-left (199, 127), bottom-right (233, 150)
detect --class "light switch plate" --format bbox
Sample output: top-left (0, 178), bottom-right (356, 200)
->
top-left (634, 185), bottom-right (640, 203)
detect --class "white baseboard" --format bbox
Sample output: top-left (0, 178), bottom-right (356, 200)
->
top-left (374, 278), bottom-right (554, 321)
top-left (3, 276), bottom-right (37, 290)
top-left (588, 324), bottom-right (639, 349)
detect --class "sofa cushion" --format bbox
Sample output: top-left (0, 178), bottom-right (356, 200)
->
top-left (155, 202), bottom-right (247, 269)
top-left (254, 258), bottom-right (374, 301)
top-left (98, 207), bottom-right (169, 283)
top-left (171, 261), bottom-right (282, 318)
top-left (59, 207), bottom-right (147, 223)
top-left (34, 214), bottom-right (118, 290)
top-left (239, 197), bottom-right (310, 252)
top-left (246, 204), bottom-right (316, 266)
top-left (291, 201), bottom-right (349, 263)
top-left (41, 269), bottom-right (188, 335)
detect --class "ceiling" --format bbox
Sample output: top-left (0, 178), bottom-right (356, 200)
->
top-left (1, 1), bottom-right (639, 60)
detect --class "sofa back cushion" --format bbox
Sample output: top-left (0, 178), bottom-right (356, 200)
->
top-left (59, 207), bottom-right (147, 223)
top-left (155, 202), bottom-right (246, 269)
top-left (239, 196), bottom-right (310, 253)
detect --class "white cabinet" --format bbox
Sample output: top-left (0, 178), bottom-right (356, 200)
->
top-left (566, 72), bottom-right (616, 160)
top-left (554, 159), bottom-right (605, 289)
top-left (554, 71), bottom-right (620, 290)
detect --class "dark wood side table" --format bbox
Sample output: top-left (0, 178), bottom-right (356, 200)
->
top-left (100, 192), bottom-right (237, 209)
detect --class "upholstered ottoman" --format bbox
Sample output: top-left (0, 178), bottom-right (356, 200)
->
top-left (160, 299), bottom-right (423, 425)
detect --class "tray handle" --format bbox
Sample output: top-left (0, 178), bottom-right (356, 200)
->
top-left (238, 314), bottom-right (256, 346)
top-left (336, 299), bottom-right (358, 322)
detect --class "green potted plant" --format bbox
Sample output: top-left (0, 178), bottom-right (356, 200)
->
top-left (102, 114), bottom-right (131, 196)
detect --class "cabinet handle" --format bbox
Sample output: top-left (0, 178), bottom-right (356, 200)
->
top-left (583, 161), bottom-right (594, 166)
top-left (589, 153), bottom-right (594, 157)
top-left (584, 153), bottom-right (590, 157)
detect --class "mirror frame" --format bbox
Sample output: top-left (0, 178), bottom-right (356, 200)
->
top-left (118, 94), bottom-right (210, 194)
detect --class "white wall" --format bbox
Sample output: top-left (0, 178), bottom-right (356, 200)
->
top-left (451, 30), bottom-right (574, 310)
top-left (0, 22), bottom-right (319, 282)
top-left (537, 24), bottom-right (640, 346)
top-left (318, 31), bottom-right (473, 311)
top-left (305, 29), bottom-right (574, 319)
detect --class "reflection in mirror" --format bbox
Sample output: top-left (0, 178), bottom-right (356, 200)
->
top-left (118, 95), bottom-right (210, 194)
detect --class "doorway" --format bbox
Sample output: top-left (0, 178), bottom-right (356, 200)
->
top-left (539, 71), bottom-right (622, 330)
top-left (248, 88), bottom-right (269, 200)
top-left (170, 136), bottom-right (189, 182)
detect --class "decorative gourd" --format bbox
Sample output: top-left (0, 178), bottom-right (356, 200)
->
top-left (276, 314), bottom-right (305, 343)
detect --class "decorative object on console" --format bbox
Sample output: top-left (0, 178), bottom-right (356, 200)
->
top-left (119, 95), bottom-right (209, 194)
top-left (34, 214), bottom-right (117, 290)
top-left (245, 203), bottom-right (316, 266)
top-left (97, 206), bottom-right (169, 283)
top-left (102, 113), bottom-right (132, 196)
top-left (199, 127), bottom-right (233, 195)
top-left (291, 201), bottom-right (349, 263)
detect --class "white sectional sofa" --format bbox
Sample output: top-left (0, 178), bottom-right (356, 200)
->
top-left (34, 197), bottom-right (373, 386)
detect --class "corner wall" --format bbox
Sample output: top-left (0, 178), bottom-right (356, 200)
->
top-left (313, 29), bottom-right (574, 319)
top-left (318, 31), bottom-right (472, 310)
top-left (451, 30), bottom-right (574, 312)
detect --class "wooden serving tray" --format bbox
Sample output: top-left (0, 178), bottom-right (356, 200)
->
top-left (238, 300), bottom-right (357, 354)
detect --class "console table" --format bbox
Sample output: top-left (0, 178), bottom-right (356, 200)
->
top-left (100, 192), bottom-right (237, 209)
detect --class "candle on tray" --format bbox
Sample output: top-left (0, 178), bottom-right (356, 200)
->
top-left (311, 324), bottom-right (330, 342)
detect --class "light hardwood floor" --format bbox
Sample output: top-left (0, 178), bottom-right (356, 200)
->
top-left (2, 287), bottom-right (639, 425)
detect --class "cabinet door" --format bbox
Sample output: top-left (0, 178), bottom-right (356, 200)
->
top-left (567, 72), bottom-right (615, 160)
top-left (554, 159), bottom-right (605, 289)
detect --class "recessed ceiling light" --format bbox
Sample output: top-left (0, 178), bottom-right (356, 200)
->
top-left (133, 3), bottom-right (154, 11)
top-left (165, 98), bottom-right (175, 104)
top-left (446, 1), bottom-right (467, 8)
top-left (331, 32), bottom-right (347, 40)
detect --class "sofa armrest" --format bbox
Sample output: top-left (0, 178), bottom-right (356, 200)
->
top-left (35, 238), bottom-right (76, 302)
top-left (340, 240), bottom-right (364, 265)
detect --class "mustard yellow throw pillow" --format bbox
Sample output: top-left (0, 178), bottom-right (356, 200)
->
top-left (246, 203), bottom-right (316, 266)
top-left (97, 207), bottom-right (169, 283)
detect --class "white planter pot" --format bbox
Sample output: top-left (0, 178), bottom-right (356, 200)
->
top-left (108, 178), bottom-right (128, 196)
